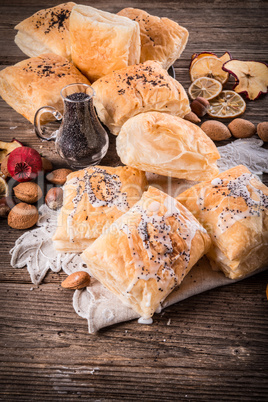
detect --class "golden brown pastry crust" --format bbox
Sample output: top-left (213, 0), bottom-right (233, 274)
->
top-left (92, 60), bottom-right (191, 135)
top-left (0, 53), bottom-right (90, 124)
top-left (82, 186), bottom-right (211, 319)
top-left (69, 5), bottom-right (141, 82)
top-left (177, 165), bottom-right (268, 279)
top-left (14, 3), bottom-right (75, 60)
top-left (118, 7), bottom-right (189, 69)
top-left (116, 112), bottom-right (220, 181)
top-left (52, 165), bottom-right (148, 252)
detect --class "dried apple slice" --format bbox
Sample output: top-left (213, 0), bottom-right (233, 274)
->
top-left (219, 51), bottom-right (232, 64)
top-left (223, 60), bottom-right (268, 100)
top-left (0, 139), bottom-right (23, 164)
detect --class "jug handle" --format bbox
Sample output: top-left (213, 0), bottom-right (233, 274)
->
top-left (34, 106), bottom-right (63, 141)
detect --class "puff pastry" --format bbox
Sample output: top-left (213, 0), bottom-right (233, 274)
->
top-left (14, 3), bottom-right (75, 60)
top-left (118, 8), bottom-right (189, 69)
top-left (82, 186), bottom-right (211, 319)
top-left (177, 165), bottom-right (268, 279)
top-left (92, 61), bottom-right (191, 135)
top-left (52, 165), bottom-right (147, 252)
top-left (69, 5), bottom-right (140, 82)
top-left (117, 112), bottom-right (220, 181)
top-left (0, 53), bottom-right (89, 124)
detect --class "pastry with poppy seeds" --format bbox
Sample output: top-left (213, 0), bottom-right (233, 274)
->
top-left (92, 60), bottom-right (190, 135)
top-left (82, 186), bottom-right (211, 319)
top-left (177, 165), bottom-right (268, 279)
top-left (14, 2), bottom-right (76, 60)
top-left (52, 165), bottom-right (147, 252)
top-left (0, 53), bottom-right (90, 124)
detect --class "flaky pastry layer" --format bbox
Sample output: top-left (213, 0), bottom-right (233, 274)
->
top-left (52, 165), bottom-right (147, 253)
top-left (92, 60), bottom-right (191, 135)
top-left (0, 53), bottom-right (89, 123)
top-left (177, 165), bottom-right (268, 279)
top-left (82, 186), bottom-right (211, 318)
top-left (116, 112), bottom-right (220, 182)
top-left (118, 7), bottom-right (189, 69)
top-left (14, 3), bottom-right (75, 60)
top-left (69, 5), bottom-right (140, 82)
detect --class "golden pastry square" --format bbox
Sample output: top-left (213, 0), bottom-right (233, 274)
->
top-left (69, 5), bottom-right (140, 82)
top-left (118, 7), bottom-right (189, 69)
top-left (0, 53), bottom-right (89, 124)
top-left (177, 165), bottom-right (268, 279)
top-left (92, 60), bottom-right (191, 135)
top-left (52, 165), bottom-right (147, 252)
top-left (14, 2), bottom-right (75, 60)
top-left (82, 186), bottom-right (211, 319)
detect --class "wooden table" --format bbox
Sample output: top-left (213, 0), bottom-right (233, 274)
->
top-left (0, 0), bottom-right (267, 400)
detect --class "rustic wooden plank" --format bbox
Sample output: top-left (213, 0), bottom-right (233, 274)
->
top-left (0, 0), bottom-right (268, 400)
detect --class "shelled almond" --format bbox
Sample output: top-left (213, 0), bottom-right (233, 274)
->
top-left (61, 271), bottom-right (91, 290)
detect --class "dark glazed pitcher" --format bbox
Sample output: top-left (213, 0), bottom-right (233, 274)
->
top-left (34, 83), bottom-right (109, 169)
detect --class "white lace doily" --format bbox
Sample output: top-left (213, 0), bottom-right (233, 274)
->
top-left (217, 138), bottom-right (268, 175)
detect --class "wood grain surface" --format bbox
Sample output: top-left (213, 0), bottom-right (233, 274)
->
top-left (0, 0), bottom-right (268, 400)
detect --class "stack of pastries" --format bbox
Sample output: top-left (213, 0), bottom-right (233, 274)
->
top-left (52, 163), bottom-right (268, 320)
top-left (1, 3), bottom-right (267, 322)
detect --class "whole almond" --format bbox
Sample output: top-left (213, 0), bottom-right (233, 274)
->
top-left (190, 97), bottom-right (210, 117)
top-left (8, 202), bottom-right (38, 229)
top-left (228, 118), bottom-right (256, 138)
top-left (41, 157), bottom-right (53, 172)
top-left (184, 112), bottom-right (201, 124)
top-left (46, 168), bottom-right (72, 185)
top-left (61, 271), bottom-right (91, 290)
top-left (45, 187), bottom-right (63, 210)
top-left (14, 182), bottom-right (43, 204)
top-left (257, 122), bottom-right (268, 142)
top-left (201, 120), bottom-right (232, 141)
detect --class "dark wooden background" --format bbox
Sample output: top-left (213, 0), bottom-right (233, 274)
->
top-left (0, 0), bottom-right (267, 400)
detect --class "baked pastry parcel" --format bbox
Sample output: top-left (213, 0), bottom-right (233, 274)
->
top-left (92, 61), bottom-right (191, 135)
top-left (117, 112), bottom-right (220, 182)
top-left (82, 186), bottom-right (211, 319)
top-left (177, 165), bottom-right (268, 279)
top-left (118, 8), bottom-right (189, 69)
top-left (0, 53), bottom-right (89, 124)
top-left (14, 3), bottom-right (75, 60)
top-left (69, 5), bottom-right (140, 82)
top-left (52, 166), bottom-right (147, 252)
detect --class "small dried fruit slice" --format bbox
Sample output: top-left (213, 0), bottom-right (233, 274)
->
top-left (223, 59), bottom-right (268, 100)
top-left (0, 177), bottom-right (8, 198)
top-left (190, 52), bottom-right (217, 69)
top-left (207, 90), bottom-right (246, 118)
top-left (190, 52), bottom-right (231, 69)
top-left (190, 56), bottom-right (229, 84)
top-left (0, 139), bottom-right (22, 164)
top-left (188, 77), bottom-right (223, 100)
